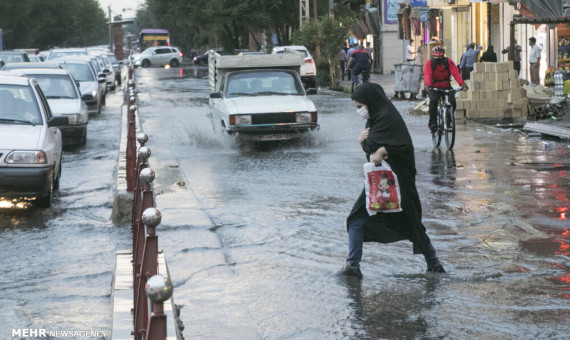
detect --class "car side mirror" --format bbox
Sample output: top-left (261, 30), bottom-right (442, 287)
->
top-left (306, 88), bottom-right (317, 95)
top-left (210, 92), bottom-right (222, 99)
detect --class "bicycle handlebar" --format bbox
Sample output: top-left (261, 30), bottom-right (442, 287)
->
top-left (425, 86), bottom-right (467, 93)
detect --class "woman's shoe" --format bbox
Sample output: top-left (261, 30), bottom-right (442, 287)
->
top-left (426, 264), bottom-right (446, 273)
top-left (342, 263), bottom-right (363, 279)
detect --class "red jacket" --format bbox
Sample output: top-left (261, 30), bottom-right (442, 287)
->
top-left (424, 58), bottom-right (465, 89)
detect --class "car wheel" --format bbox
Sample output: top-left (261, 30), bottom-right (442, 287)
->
top-left (198, 59), bottom-right (206, 66)
top-left (53, 160), bottom-right (62, 191)
top-left (111, 84), bottom-right (116, 91)
top-left (37, 186), bottom-right (52, 208)
top-left (142, 59), bottom-right (151, 68)
top-left (170, 59), bottom-right (180, 67)
top-left (117, 77), bottom-right (122, 86)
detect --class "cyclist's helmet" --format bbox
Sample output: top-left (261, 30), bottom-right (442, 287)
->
top-left (432, 46), bottom-right (445, 58)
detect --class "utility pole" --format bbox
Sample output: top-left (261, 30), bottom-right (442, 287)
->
top-left (108, 6), bottom-right (113, 52)
top-left (300, 0), bottom-right (310, 27)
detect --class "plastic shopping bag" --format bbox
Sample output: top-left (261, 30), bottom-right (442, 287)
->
top-left (364, 161), bottom-right (402, 215)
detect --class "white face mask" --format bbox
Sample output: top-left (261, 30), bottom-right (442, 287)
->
top-left (356, 106), bottom-right (369, 119)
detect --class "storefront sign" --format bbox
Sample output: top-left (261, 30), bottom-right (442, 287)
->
top-left (410, 0), bottom-right (427, 6)
top-left (384, 0), bottom-right (399, 24)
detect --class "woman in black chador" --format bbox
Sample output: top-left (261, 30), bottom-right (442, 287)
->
top-left (343, 82), bottom-right (446, 278)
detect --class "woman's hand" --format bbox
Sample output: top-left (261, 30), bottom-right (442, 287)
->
top-left (370, 146), bottom-right (388, 165)
top-left (359, 128), bottom-right (370, 146)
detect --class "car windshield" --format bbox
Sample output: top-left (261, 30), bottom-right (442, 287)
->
top-left (0, 84), bottom-right (42, 125)
top-left (226, 71), bottom-right (303, 97)
top-left (0, 53), bottom-right (26, 63)
top-left (60, 63), bottom-right (95, 82)
top-left (274, 49), bottom-right (308, 58)
top-left (107, 54), bottom-right (118, 64)
top-left (48, 50), bottom-right (88, 60)
top-left (30, 74), bottom-right (78, 99)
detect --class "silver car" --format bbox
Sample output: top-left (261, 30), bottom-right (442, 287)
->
top-left (8, 69), bottom-right (89, 147)
top-left (0, 74), bottom-right (68, 208)
top-left (51, 57), bottom-right (105, 115)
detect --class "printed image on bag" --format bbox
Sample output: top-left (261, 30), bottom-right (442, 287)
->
top-left (364, 161), bottom-right (402, 215)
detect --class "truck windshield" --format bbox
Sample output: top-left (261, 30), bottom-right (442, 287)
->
top-left (226, 71), bottom-right (303, 97)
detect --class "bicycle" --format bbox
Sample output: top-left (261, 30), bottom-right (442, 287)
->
top-left (351, 68), bottom-right (370, 93)
top-left (428, 87), bottom-right (461, 150)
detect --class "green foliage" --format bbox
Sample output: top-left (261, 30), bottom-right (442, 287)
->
top-left (292, 12), bottom-right (356, 88)
top-left (316, 58), bottom-right (331, 87)
top-left (0, 0), bottom-right (106, 50)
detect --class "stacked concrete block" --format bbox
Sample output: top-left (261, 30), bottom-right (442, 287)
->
top-left (456, 61), bottom-right (529, 119)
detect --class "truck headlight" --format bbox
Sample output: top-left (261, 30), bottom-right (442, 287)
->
top-left (230, 115), bottom-right (252, 125)
top-left (6, 151), bottom-right (47, 164)
top-left (296, 112), bottom-right (312, 123)
top-left (66, 114), bottom-right (85, 124)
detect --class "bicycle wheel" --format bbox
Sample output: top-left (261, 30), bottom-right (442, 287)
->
top-left (432, 107), bottom-right (443, 148)
top-left (444, 107), bottom-right (455, 149)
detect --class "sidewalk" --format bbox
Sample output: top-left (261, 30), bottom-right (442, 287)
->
top-left (339, 72), bottom-right (420, 101)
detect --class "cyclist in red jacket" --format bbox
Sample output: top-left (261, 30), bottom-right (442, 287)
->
top-left (424, 46), bottom-right (466, 132)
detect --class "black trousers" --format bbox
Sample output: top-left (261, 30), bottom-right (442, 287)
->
top-left (427, 89), bottom-right (456, 128)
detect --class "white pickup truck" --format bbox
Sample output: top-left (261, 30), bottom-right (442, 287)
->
top-left (208, 50), bottom-right (318, 142)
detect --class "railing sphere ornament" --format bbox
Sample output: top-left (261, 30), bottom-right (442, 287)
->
top-left (138, 146), bottom-right (151, 160)
top-left (145, 274), bottom-right (173, 303)
top-left (139, 168), bottom-right (155, 184)
top-left (129, 105), bottom-right (137, 113)
top-left (136, 133), bottom-right (148, 145)
top-left (141, 207), bottom-right (162, 228)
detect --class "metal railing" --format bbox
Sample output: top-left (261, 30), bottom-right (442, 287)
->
top-left (125, 64), bottom-right (172, 339)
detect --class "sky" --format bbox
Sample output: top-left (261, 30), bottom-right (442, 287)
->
top-left (97, 0), bottom-right (141, 20)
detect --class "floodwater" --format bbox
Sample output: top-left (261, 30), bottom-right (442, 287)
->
top-left (1, 65), bottom-right (569, 339)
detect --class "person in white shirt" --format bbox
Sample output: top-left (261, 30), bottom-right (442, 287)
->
top-left (406, 40), bottom-right (416, 62)
top-left (528, 37), bottom-right (541, 85)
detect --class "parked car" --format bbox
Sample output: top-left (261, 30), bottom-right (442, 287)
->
top-left (192, 52), bottom-right (208, 66)
top-left (1, 62), bottom-right (62, 70)
top-left (88, 51), bottom-right (117, 91)
top-left (0, 74), bottom-right (68, 208)
top-left (46, 48), bottom-right (89, 60)
top-left (271, 45), bottom-right (317, 90)
top-left (7, 69), bottom-right (88, 147)
top-left (132, 46), bottom-right (183, 68)
top-left (52, 57), bottom-right (105, 115)
top-left (0, 51), bottom-right (30, 64)
top-left (106, 53), bottom-right (122, 87)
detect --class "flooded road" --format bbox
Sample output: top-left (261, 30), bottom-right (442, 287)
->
top-left (1, 65), bottom-right (569, 339)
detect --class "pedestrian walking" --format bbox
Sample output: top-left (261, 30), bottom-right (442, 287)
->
top-left (342, 82), bottom-right (446, 279)
top-left (479, 45), bottom-right (497, 62)
top-left (459, 43), bottom-right (482, 80)
top-left (346, 44), bottom-right (356, 79)
top-left (338, 48), bottom-right (348, 81)
top-left (528, 37), bottom-right (541, 85)
top-left (501, 39), bottom-right (522, 75)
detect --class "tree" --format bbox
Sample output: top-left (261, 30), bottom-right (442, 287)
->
top-left (292, 7), bottom-right (356, 88)
top-left (0, 0), bottom-right (106, 50)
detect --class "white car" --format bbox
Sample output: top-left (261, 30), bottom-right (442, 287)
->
top-left (209, 69), bottom-right (318, 142)
top-left (0, 74), bottom-right (68, 208)
top-left (271, 45), bottom-right (317, 90)
top-left (9, 69), bottom-right (89, 146)
top-left (52, 57), bottom-right (106, 115)
top-left (132, 46), bottom-right (183, 68)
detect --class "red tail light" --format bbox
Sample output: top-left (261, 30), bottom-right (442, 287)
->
top-left (305, 59), bottom-right (314, 64)
top-left (179, 52), bottom-right (183, 57)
